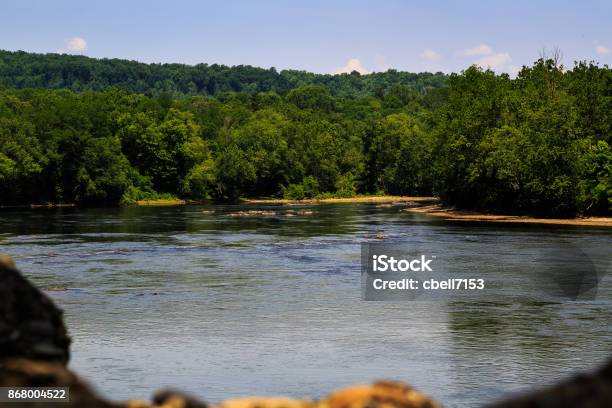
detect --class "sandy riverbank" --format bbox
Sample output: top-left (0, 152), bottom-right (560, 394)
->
top-left (403, 204), bottom-right (612, 227)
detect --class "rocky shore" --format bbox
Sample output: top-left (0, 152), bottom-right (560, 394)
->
top-left (0, 255), bottom-right (610, 408)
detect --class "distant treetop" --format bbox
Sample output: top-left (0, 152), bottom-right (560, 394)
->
top-left (0, 49), bottom-right (447, 97)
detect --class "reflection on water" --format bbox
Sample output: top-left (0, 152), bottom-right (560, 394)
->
top-left (0, 204), bottom-right (610, 407)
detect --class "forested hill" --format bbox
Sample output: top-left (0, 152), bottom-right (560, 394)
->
top-left (0, 50), bottom-right (610, 216)
top-left (0, 50), bottom-right (447, 97)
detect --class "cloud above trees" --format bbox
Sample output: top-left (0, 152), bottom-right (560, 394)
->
top-left (595, 43), bottom-right (610, 55)
top-left (61, 37), bottom-right (87, 54)
top-left (420, 49), bottom-right (441, 61)
top-left (460, 44), bottom-right (493, 57)
top-left (334, 58), bottom-right (368, 74)
top-left (459, 44), bottom-right (514, 72)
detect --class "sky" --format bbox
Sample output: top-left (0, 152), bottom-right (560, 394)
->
top-left (1, 0), bottom-right (611, 75)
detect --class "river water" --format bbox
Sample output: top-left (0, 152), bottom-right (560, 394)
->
top-left (1, 203), bottom-right (610, 407)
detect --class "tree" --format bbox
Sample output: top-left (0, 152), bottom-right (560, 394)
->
top-left (581, 141), bottom-right (612, 214)
top-left (369, 114), bottom-right (432, 195)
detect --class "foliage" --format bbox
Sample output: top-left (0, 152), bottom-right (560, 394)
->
top-left (429, 61), bottom-right (611, 216)
top-left (282, 176), bottom-right (320, 200)
top-left (580, 141), bottom-right (612, 214)
top-left (0, 50), bottom-right (447, 97)
top-left (0, 50), bottom-right (610, 217)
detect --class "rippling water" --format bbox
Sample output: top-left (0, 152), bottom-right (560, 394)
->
top-left (1, 204), bottom-right (611, 407)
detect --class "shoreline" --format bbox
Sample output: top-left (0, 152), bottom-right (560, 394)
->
top-left (135, 198), bottom-right (187, 206)
top-left (242, 196), bottom-right (436, 205)
top-left (0, 203), bottom-right (77, 209)
top-left (403, 204), bottom-right (612, 227)
top-left (1, 196), bottom-right (433, 209)
top-left (4, 198), bottom-right (612, 227)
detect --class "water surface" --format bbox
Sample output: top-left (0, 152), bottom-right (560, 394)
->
top-left (1, 204), bottom-right (610, 407)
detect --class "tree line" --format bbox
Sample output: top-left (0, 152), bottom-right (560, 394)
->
top-left (0, 50), bottom-right (446, 97)
top-left (0, 51), bottom-right (610, 216)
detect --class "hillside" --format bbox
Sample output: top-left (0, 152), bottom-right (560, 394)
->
top-left (0, 50), bottom-right (447, 97)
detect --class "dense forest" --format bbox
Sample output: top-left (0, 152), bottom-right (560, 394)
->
top-left (0, 50), bottom-right (610, 216)
top-left (0, 50), bottom-right (446, 97)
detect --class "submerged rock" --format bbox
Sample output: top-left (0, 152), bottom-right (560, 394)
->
top-left (295, 210), bottom-right (314, 216)
top-left (286, 209), bottom-right (314, 217)
top-left (228, 210), bottom-right (277, 217)
top-left (46, 286), bottom-right (68, 292)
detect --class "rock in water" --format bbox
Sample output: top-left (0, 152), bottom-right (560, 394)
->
top-left (0, 255), bottom-right (71, 363)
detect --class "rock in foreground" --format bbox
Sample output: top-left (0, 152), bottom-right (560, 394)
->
top-left (0, 255), bottom-right (70, 363)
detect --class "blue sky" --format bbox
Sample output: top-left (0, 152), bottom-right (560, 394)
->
top-left (1, 0), bottom-right (610, 75)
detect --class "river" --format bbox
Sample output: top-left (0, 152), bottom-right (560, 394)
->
top-left (1, 203), bottom-right (610, 407)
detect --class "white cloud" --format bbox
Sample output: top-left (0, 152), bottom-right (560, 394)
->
top-left (420, 49), bottom-right (441, 61)
top-left (374, 54), bottom-right (390, 72)
top-left (61, 37), bottom-right (87, 54)
top-left (458, 44), bottom-right (513, 72)
top-left (461, 44), bottom-right (493, 56)
top-left (508, 64), bottom-right (521, 78)
top-left (475, 52), bottom-right (512, 70)
top-left (596, 44), bottom-right (610, 55)
top-left (334, 58), bottom-right (368, 74)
